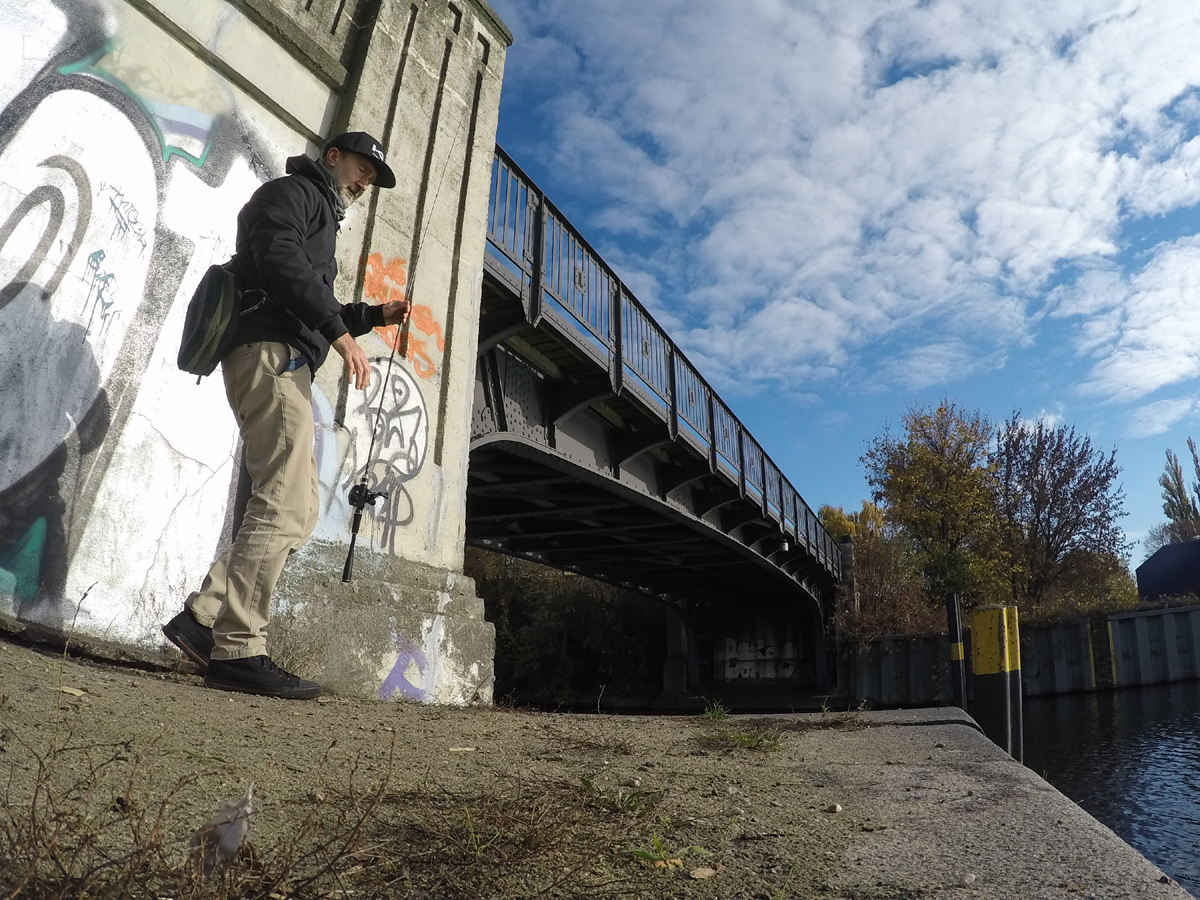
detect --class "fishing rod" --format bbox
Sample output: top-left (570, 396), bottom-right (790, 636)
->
top-left (340, 317), bottom-right (405, 583)
top-left (342, 116), bottom-right (468, 583)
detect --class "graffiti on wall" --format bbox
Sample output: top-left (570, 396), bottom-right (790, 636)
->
top-left (363, 252), bottom-right (446, 380)
top-left (717, 617), bottom-right (803, 680)
top-left (0, 0), bottom-right (282, 630)
top-left (315, 354), bottom-right (428, 555)
top-left (379, 632), bottom-right (428, 701)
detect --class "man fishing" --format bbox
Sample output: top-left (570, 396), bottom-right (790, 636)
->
top-left (163, 132), bottom-right (410, 699)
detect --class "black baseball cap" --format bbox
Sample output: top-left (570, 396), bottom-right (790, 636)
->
top-left (322, 131), bottom-right (396, 189)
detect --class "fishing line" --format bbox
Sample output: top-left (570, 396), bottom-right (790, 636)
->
top-left (343, 113), bottom-right (470, 582)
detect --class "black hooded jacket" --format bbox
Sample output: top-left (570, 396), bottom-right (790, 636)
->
top-left (231, 154), bottom-right (384, 371)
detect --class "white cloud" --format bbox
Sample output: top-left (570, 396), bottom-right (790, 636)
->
top-left (1067, 236), bottom-right (1200, 400)
top-left (873, 340), bottom-right (1005, 392)
top-left (1021, 408), bottom-right (1066, 431)
top-left (1125, 395), bottom-right (1200, 437)
top-left (492, 0), bottom-right (1200, 399)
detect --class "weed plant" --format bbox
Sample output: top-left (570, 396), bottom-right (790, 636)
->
top-left (701, 700), bottom-right (729, 720)
top-left (698, 726), bottom-right (784, 752)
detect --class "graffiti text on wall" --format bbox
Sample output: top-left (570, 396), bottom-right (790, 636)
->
top-left (337, 359), bottom-right (429, 555)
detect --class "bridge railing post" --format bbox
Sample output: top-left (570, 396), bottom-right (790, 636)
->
top-left (705, 389), bottom-right (717, 475)
top-left (525, 188), bottom-right (545, 324)
top-left (609, 280), bottom-right (623, 394)
top-left (736, 425), bottom-right (746, 500)
top-left (666, 343), bottom-right (678, 442)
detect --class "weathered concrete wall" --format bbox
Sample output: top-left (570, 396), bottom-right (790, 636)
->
top-left (0, 0), bottom-right (510, 704)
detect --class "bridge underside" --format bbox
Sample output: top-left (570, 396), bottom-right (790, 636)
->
top-left (467, 149), bottom-right (843, 697)
top-left (469, 435), bottom-right (821, 605)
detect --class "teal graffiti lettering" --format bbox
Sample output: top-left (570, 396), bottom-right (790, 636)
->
top-left (0, 517), bottom-right (47, 605)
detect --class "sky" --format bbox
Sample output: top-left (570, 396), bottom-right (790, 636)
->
top-left (486, 0), bottom-right (1200, 565)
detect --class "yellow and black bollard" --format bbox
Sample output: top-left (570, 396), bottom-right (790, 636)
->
top-left (945, 593), bottom-right (967, 710)
top-left (969, 605), bottom-right (1023, 761)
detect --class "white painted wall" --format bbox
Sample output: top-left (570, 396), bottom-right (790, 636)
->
top-left (0, 0), bottom-right (312, 644)
top-left (0, 0), bottom-right (508, 705)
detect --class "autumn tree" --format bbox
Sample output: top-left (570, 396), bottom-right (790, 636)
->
top-left (861, 401), bottom-right (1005, 604)
top-left (993, 413), bottom-right (1127, 607)
top-left (1146, 439), bottom-right (1200, 552)
top-left (820, 502), bottom-right (939, 637)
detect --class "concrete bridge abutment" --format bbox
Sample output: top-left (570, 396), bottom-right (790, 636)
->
top-left (0, 0), bottom-right (511, 702)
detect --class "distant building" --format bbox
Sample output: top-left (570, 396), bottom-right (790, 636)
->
top-left (1136, 540), bottom-right (1200, 601)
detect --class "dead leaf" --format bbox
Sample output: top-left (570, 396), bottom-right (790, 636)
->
top-left (690, 867), bottom-right (718, 879)
top-left (56, 687), bottom-right (84, 697)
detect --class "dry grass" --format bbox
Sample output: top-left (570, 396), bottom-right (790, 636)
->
top-left (543, 725), bottom-right (635, 758)
top-left (0, 725), bottom-right (665, 900)
top-left (0, 731), bottom-right (397, 900)
top-left (371, 778), bottom-right (654, 898)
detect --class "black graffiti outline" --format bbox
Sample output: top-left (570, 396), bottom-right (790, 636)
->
top-left (98, 181), bottom-right (148, 255)
top-left (360, 356), bottom-right (429, 481)
top-left (0, 24), bottom-right (278, 600)
top-left (0, 155), bottom-right (92, 309)
top-left (335, 358), bottom-right (428, 553)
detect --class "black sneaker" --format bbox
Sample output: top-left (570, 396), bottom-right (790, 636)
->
top-left (162, 609), bottom-right (214, 672)
top-left (204, 656), bottom-right (322, 700)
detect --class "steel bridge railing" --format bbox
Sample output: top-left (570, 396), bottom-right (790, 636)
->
top-left (484, 146), bottom-right (841, 580)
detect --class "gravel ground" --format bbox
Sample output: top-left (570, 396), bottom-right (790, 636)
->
top-left (0, 637), bottom-right (1190, 900)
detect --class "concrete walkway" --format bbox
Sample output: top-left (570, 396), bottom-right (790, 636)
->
top-left (793, 707), bottom-right (1192, 899)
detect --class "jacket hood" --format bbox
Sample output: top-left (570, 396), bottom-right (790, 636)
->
top-left (285, 154), bottom-right (345, 224)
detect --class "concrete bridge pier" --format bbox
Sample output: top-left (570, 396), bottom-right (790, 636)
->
top-left (266, 0), bottom-right (513, 704)
top-left (0, 0), bottom-right (512, 704)
top-left (662, 603), bottom-right (689, 695)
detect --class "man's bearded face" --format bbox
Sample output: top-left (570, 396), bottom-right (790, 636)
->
top-left (325, 150), bottom-right (377, 207)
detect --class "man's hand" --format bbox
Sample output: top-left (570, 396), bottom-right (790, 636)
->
top-left (381, 298), bottom-right (411, 326)
top-left (332, 333), bottom-right (371, 390)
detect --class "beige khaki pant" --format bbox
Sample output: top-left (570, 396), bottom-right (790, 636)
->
top-left (187, 342), bottom-right (318, 660)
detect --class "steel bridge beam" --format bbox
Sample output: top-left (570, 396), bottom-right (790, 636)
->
top-left (474, 147), bottom-right (843, 688)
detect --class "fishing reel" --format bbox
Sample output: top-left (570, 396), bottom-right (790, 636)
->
top-left (348, 482), bottom-right (388, 510)
top-left (341, 480), bottom-right (389, 583)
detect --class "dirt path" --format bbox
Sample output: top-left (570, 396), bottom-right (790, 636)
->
top-left (3, 637), bottom-right (1185, 900)
top-left (0, 637), bottom-right (866, 899)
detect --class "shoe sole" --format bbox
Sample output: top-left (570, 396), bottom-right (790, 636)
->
top-left (162, 623), bottom-right (211, 673)
top-left (203, 677), bottom-right (321, 700)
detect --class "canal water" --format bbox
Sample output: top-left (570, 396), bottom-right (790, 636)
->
top-left (1023, 681), bottom-right (1200, 896)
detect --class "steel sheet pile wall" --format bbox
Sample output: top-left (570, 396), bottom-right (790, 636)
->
top-left (1020, 620), bottom-right (1096, 697)
top-left (1109, 606), bottom-right (1200, 687)
top-left (853, 635), bottom-right (951, 707)
top-left (848, 604), bottom-right (1200, 706)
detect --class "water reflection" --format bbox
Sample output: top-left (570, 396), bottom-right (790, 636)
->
top-left (1024, 681), bottom-right (1200, 895)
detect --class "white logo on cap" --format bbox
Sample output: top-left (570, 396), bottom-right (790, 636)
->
top-left (372, 143), bottom-right (384, 161)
